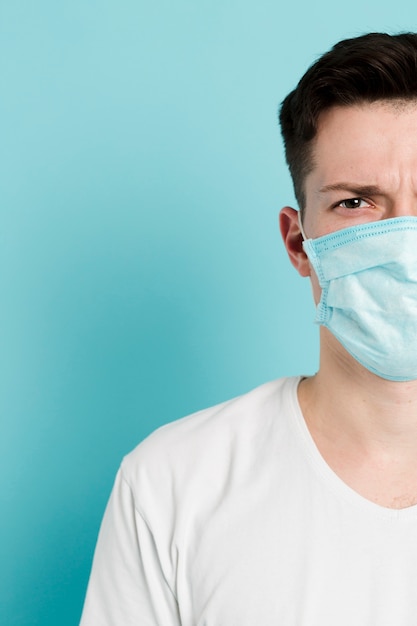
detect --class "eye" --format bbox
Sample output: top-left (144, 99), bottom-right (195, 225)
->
top-left (337, 197), bottom-right (370, 209)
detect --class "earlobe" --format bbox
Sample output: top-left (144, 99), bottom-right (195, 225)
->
top-left (279, 206), bottom-right (311, 277)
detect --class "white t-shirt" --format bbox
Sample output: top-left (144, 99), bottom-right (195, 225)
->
top-left (80, 376), bottom-right (417, 625)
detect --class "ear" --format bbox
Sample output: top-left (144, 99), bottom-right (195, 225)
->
top-left (279, 206), bottom-right (311, 277)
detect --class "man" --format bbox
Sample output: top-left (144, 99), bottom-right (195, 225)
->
top-left (80, 32), bottom-right (417, 625)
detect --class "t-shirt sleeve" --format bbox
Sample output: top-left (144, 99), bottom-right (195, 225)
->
top-left (79, 468), bottom-right (181, 626)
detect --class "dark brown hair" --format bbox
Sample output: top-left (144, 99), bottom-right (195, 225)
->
top-left (279, 32), bottom-right (417, 213)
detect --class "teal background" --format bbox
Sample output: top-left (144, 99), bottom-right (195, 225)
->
top-left (1, 1), bottom-right (416, 624)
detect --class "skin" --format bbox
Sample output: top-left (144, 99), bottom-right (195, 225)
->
top-left (280, 101), bottom-right (417, 509)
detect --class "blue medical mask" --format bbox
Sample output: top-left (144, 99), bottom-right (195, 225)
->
top-left (301, 216), bottom-right (417, 381)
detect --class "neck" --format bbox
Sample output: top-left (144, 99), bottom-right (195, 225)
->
top-left (298, 330), bottom-right (417, 509)
top-left (300, 330), bottom-right (417, 457)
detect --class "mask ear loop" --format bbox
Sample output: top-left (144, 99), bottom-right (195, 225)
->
top-left (298, 211), bottom-right (308, 241)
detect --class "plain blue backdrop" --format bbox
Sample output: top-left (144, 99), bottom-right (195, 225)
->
top-left (2, 1), bottom-right (417, 624)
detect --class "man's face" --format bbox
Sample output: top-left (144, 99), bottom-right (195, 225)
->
top-left (281, 101), bottom-right (417, 306)
top-left (302, 100), bottom-right (417, 240)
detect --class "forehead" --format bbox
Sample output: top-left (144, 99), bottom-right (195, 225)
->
top-left (315, 99), bottom-right (417, 145)
top-left (308, 100), bottom-right (417, 185)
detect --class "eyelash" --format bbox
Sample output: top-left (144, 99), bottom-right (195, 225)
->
top-left (335, 197), bottom-right (372, 210)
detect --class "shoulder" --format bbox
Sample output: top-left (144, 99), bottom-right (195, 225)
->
top-left (121, 376), bottom-right (301, 490)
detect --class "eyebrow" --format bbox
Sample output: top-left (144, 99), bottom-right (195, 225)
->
top-left (318, 183), bottom-right (383, 196)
